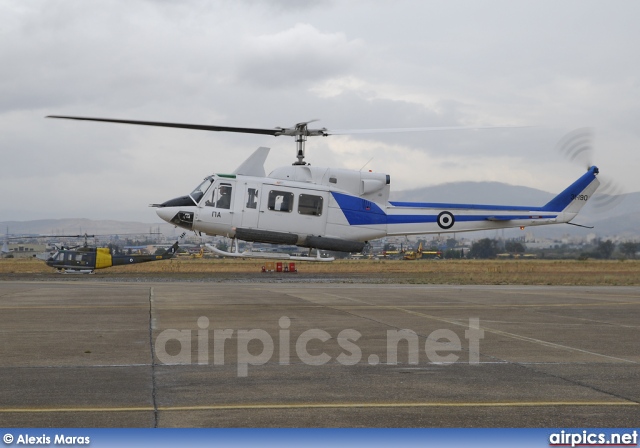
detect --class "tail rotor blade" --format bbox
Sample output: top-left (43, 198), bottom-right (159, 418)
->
top-left (555, 127), bottom-right (594, 170)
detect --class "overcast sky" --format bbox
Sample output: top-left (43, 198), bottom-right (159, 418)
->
top-left (1, 0), bottom-right (639, 222)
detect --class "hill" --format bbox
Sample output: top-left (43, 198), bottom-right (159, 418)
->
top-left (391, 182), bottom-right (640, 239)
top-left (1, 218), bottom-right (177, 238)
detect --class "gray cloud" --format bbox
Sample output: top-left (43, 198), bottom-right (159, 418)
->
top-left (235, 24), bottom-right (365, 89)
top-left (1, 0), bottom-right (639, 221)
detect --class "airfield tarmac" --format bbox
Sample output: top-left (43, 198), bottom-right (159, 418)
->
top-left (0, 280), bottom-right (639, 428)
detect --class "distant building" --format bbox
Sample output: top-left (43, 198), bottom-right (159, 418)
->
top-left (7, 243), bottom-right (47, 258)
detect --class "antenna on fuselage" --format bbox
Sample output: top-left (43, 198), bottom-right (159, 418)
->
top-left (359, 157), bottom-right (374, 171)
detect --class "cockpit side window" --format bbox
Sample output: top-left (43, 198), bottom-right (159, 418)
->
top-left (190, 178), bottom-right (214, 204)
top-left (205, 183), bottom-right (233, 209)
top-left (190, 177), bottom-right (213, 204)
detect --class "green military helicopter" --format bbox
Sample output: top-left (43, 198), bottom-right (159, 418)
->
top-left (5, 232), bottom-right (181, 274)
top-left (45, 240), bottom-right (179, 274)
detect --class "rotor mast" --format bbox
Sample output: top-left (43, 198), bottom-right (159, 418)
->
top-left (294, 131), bottom-right (305, 165)
top-left (275, 121), bottom-right (326, 166)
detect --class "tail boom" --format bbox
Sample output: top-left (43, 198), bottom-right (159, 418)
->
top-left (333, 166), bottom-right (600, 237)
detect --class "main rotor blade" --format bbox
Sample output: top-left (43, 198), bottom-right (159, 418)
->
top-left (47, 116), bottom-right (530, 138)
top-left (325, 125), bottom-right (532, 135)
top-left (47, 116), bottom-right (281, 136)
top-left (12, 234), bottom-right (95, 239)
top-left (6, 232), bottom-right (160, 240)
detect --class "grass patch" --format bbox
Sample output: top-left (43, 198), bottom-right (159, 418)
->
top-left (2, 258), bottom-right (640, 286)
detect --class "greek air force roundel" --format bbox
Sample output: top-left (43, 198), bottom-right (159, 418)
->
top-left (437, 211), bottom-right (455, 229)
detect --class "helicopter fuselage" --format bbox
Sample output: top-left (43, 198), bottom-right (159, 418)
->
top-left (45, 242), bottom-right (179, 273)
top-left (155, 164), bottom-right (600, 253)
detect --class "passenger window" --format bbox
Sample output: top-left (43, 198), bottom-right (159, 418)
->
top-left (298, 194), bottom-right (323, 216)
top-left (246, 188), bottom-right (258, 209)
top-left (205, 183), bottom-right (232, 209)
top-left (268, 190), bottom-right (294, 212)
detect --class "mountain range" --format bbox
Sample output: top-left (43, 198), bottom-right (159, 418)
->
top-left (391, 182), bottom-right (640, 240)
top-left (1, 219), bottom-right (178, 239)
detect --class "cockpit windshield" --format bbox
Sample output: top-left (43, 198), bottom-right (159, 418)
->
top-left (190, 177), bottom-right (213, 204)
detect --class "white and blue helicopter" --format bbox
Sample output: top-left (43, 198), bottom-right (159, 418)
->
top-left (48, 116), bottom-right (600, 261)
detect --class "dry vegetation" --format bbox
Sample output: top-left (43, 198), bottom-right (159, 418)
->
top-left (2, 257), bottom-right (640, 285)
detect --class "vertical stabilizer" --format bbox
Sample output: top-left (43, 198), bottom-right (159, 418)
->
top-left (542, 166), bottom-right (600, 214)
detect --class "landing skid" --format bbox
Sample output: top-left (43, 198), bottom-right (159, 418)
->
top-left (58, 269), bottom-right (95, 274)
top-left (205, 243), bottom-right (334, 262)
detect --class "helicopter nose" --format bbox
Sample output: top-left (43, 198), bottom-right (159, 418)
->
top-left (156, 207), bottom-right (195, 230)
top-left (156, 207), bottom-right (175, 223)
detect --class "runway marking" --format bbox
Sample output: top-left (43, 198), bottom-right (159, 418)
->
top-left (0, 305), bottom-right (147, 310)
top-left (159, 401), bottom-right (640, 411)
top-left (488, 289), bottom-right (640, 301)
top-left (0, 302), bottom-right (638, 314)
top-left (331, 302), bottom-right (640, 311)
top-left (1, 401), bottom-right (637, 413)
top-left (0, 406), bottom-right (154, 413)
top-left (151, 301), bottom-right (637, 308)
top-left (394, 307), bottom-right (638, 364)
top-left (319, 293), bottom-right (639, 364)
top-left (5, 300), bottom-right (637, 311)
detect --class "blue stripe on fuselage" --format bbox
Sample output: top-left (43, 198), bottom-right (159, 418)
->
top-left (331, 192), bottom-right (556, 226)
top-left (332, 192), bottom-right (387, 226)
top-left (385, 214), bottom-right (553, 224)
top-left (389, 202), bottom-right (546, 211)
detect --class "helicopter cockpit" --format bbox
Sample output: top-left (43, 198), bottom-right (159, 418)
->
top-left (153, 175), bottom-right (236, 231)
top-left (189, 176), bottom-right (214, 204)
top-left (48, 251), bottom-right (62, 261)
top-left (152, 176), bottom-right (215, 210)
top-left (188, 176), bottom-right (234, 209)
top-left (45, 250), bottom-right (94, 271)
top-left (204, 182), bottom-right (233, 209)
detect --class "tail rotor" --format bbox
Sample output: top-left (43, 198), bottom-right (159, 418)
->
top-left (556, 128), bottom-right (626, 212)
